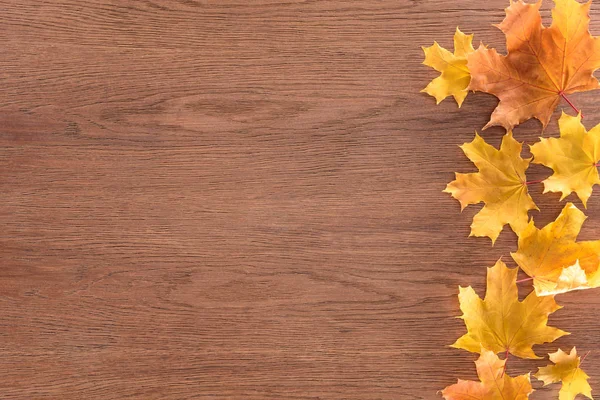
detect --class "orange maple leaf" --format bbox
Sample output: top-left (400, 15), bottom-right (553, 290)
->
top-left (441, 348), bottom-right (533, 399)
top-left (468, 0), bottom-right (600, 131)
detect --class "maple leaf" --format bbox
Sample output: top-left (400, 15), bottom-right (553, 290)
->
top-left (467, 0), bottom-right (600, 131)
top-left (441, 348), bottom-right (533, 400)
top-left (452, 259), bottom-right (568, 359)
top-left (535, 347), bottom-right (593, 400)
top-left (511, 202), bottom-right (600, 296)
top-left (530, 112), bottom-right (600, 207)
top-left (422, 27), bottom-right (475, 107)
top-left (444, 131), bottom-right (537, 243)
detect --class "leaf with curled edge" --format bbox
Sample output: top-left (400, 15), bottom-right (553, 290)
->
top-left (511, 202), bottom-right (600, 296)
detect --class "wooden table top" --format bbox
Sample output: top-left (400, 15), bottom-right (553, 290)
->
top-left (3, 0), bottom-right (600, 398)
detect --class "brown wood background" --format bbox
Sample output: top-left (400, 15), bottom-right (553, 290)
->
top-left (3, 0), bottom-right (600, 398)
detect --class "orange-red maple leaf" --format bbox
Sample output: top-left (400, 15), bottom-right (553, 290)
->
top-left (468, 0), bottom-right (600, 131)
top-left (441, 348), bottom-right (533, 399)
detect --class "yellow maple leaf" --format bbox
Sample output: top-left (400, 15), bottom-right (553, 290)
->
top-left (441, 348), bottom-right (533, 399)
top-left (444, 131), bottom-right (537, 243)
top-left (530, 112), bottom-right (600, 207)
top-left (467, 0), bottom-right (600, 131)
top-left (422, 27), bottom-right (474, 107)
top-left (511, 203), bottom-right (600, 296)
top-left (535, 347), bottom-right (593, 400)
top-left (452, 259), bottom-right (568, 359)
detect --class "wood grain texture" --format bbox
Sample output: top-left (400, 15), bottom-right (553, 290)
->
top-left (2, 0), bottom-right (600, 398)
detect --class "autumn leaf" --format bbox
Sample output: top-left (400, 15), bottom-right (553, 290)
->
top-left (422, 27), bottom-right (474, 107)
top-left (444, 131), bottom-right (537, 243)
top-left (468, 0), bottom-right (600, 131)
top-left (511, 202), bottom-right (600, 296)
top-left (530, 112), bottom-right (600, 207)
top-left (441, 348), bottom-right (533, 399)
top-left (452, 259), bottom-right (568, 359)
top-left (535, 347), bottom-right (593, 400)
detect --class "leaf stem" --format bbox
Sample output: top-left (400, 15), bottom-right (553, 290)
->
top-left (516, 277), bottom-right (534, 283)
top-left (559, 91), bottom-right (583, 118)
top-left (581, 350), bottom-right (591, 365)
top-left (525, 179), bottom-right (544, 185)
top-left (501, 349), bottom-right (509, 377)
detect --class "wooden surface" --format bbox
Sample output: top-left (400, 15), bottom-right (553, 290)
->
top-left (3, 1), bottom-right (600, 398)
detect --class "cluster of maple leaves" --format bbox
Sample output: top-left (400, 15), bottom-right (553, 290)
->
top-left (422, 0), bottom-right (600, 399)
